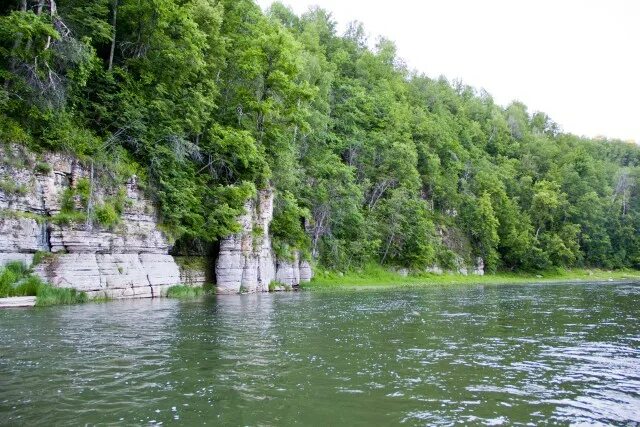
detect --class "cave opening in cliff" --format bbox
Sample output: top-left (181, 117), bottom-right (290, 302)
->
top-left (207, 241), bottom-right (220, 285)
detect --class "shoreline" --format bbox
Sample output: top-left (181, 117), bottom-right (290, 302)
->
top-left (304, 267), bottom-right (640, 290)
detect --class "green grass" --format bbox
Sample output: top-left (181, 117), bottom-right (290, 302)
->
top-left (0, 261), bottom-right (87, 305)
top-left (306, 264), bottom-right (640, 290)
top-left (35, 286), bottom-right (88, 306)
top-left (0, 179), bottom-right (28, 196)
top-left (50, 211), bottom-right (88, 226)
top-left (268, 281), bottom-right (292, 292)
top-left (0, 208), bottom-right (46, 223)
top-left (166, 285), bottom-right (206, 299)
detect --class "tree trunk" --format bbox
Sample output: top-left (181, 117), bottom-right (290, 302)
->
top-left (108, 0), bottom-right (118, 71)
top-left (381, 231), bottom-right (395, 265)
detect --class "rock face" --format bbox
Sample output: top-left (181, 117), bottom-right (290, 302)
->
top-left (175, 256), bottom-right (209, 287)
top-left (473, 257), bottom-right (485, 276)
top-left (1, 144), bottom-right (312, 297)
top-left (215, 189), bottom-right (312, 294)
top-left (0, 145), bottom-right (181, 298)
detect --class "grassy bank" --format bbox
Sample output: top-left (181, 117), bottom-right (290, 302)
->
top-left (306, 264), bottom-right (640, 290)
top-left (166, 285), bottom-right (207, 299)
top-left (0, 261), bottom-right (87, 306)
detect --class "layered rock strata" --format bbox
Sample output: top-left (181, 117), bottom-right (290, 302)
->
top-left (215, 189), bottom-right (312, 294)
top-left (1, 145), bottom-right (313, 297)
top-left (175, 256), bottom-right (209, 287)
top-left (0, 145), bottom-right (180, 298)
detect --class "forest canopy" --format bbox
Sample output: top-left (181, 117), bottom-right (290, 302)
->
top-left (2, 0), bottom-right (640, 273)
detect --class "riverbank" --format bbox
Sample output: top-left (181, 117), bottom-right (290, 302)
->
top-left (305, 265), bottom-right (640, 289)
top-left (0, 261), bottom-right (87, 307)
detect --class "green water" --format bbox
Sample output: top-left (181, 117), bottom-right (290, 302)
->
top-left (1, 283), bottom-right (639, 425)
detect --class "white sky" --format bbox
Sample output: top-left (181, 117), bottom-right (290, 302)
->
top-left (257, 0), bottom-right (640, 143)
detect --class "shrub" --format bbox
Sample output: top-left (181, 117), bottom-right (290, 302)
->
top-left (59, 188), bottom-right (76, 212)
top-left (0, 261), bottom-right (86, 305)
top-left (75, 178), bottom-right (91, 208)
top-left (0, 261), bottom-right (28, 297)
top-left (51, 211), bottom-right (87, 225)
top-left (35, 162), bottom-right (52, 174)
top-left (94, 203), bottom-right (119, 228)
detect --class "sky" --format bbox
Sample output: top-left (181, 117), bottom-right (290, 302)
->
top-left (257, 0), bottom-right (640, 143)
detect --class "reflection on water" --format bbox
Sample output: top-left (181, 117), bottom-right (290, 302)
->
top-left (1, 283), bottom-right (639, 425)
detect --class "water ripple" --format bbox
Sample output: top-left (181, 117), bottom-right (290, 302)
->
top-left (1, 283), bottom-right (639, 425)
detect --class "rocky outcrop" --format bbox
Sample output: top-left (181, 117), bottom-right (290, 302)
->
top-left (1, 144), bottom-right (312, 297)
top-left (425, 257), bottom-right (484, 276)
top-left (175, 256), bottom-right (208, 287)
top-left (215, 189), bottom-right (275, 294)
top-left (215, 189), bottom-right (312, 294)
top-left (0, 144), bottom-right (181, 298)
top-left (473, 257), bottom-right (485, 276)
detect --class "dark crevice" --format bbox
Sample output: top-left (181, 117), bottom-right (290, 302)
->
top-left (207, 241), bottom-right (220, 285)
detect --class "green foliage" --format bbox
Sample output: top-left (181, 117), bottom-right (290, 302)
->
top-left (51, 210), bottom-right (87, 226)
top-left (1, 1), bottom-right (640, 275)
top-left (308, 266), bottom-right (640, 289)
top-left (0, 261), bottom-right (86, 305)
top-left (166, 285), bottom-right (205, 299)
top-left (469, 192), bottom-right (500, 273)
top-left (0, 179), bottom-right (27, 196)
top-left (75, 178), bottom-right (91, 208)
top-left (94, 203), bottom-right (118, 228)
top-left (32, 250), bottom-right (55, 266)
top-left (0, 208), bottom-right (46, 223)
top-left (271, 191), bottom-right (310, 259)
top-left (35, 285), bottom-right (88, 306)
top-left (0, 261), bottom-right (30, 297)
top-left (59, 187), bottom-right (76, 212)
top-left (267, 280), bottom-right (292, 292)
top-left (34, 161), bottom-right (52, 174)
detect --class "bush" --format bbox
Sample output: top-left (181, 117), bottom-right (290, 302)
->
top-left (94, 203), bottom-right (119, 228)
top-left (75, 178), bottom-right (91, 208)
top-left (0, 261), bottom-right (28, 297)
top-left (35, 162), bottom-right (52, 174)
top-left (51, 211), bottom-right (87, 225)
top-left (59, 188), bottom-right (76, 212)
top-left (0, 261), bottom-right (87, 305)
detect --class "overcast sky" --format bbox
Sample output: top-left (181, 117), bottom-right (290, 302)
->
top-left (257, 0), bottom-right (640, 143)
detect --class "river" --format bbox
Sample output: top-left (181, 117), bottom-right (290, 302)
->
top-left (1, 282), bottom-right (639, 425)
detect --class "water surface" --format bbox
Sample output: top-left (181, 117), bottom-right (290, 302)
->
top-left (1, 283), bottom-right (639, 425)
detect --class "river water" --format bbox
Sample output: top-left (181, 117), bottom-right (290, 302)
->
top-left (1, 283), bottom-right (639, 425)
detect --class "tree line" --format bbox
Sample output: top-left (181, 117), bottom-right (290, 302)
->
top-left (1, 0), bottom-right (639, 272)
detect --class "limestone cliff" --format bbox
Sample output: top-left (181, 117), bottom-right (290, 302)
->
top-left (215, 188), bottom-right (312, 294)
top-left (1, 145), bottom-right (312, 297)
top-left (0, 145), bottom-right (180, 298)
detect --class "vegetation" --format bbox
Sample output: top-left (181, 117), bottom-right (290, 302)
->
top-left (1, 1), bottom-right (640, 275)
top-left (166, 285), bottom-right (206, 299)
top-left (0, 261), bottom-right (87, 305)
top-left (308, 265), bottom-right (640, 289)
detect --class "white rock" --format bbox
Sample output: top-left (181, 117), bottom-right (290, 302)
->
top-left (1, 145), bottom-right (180, 299)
